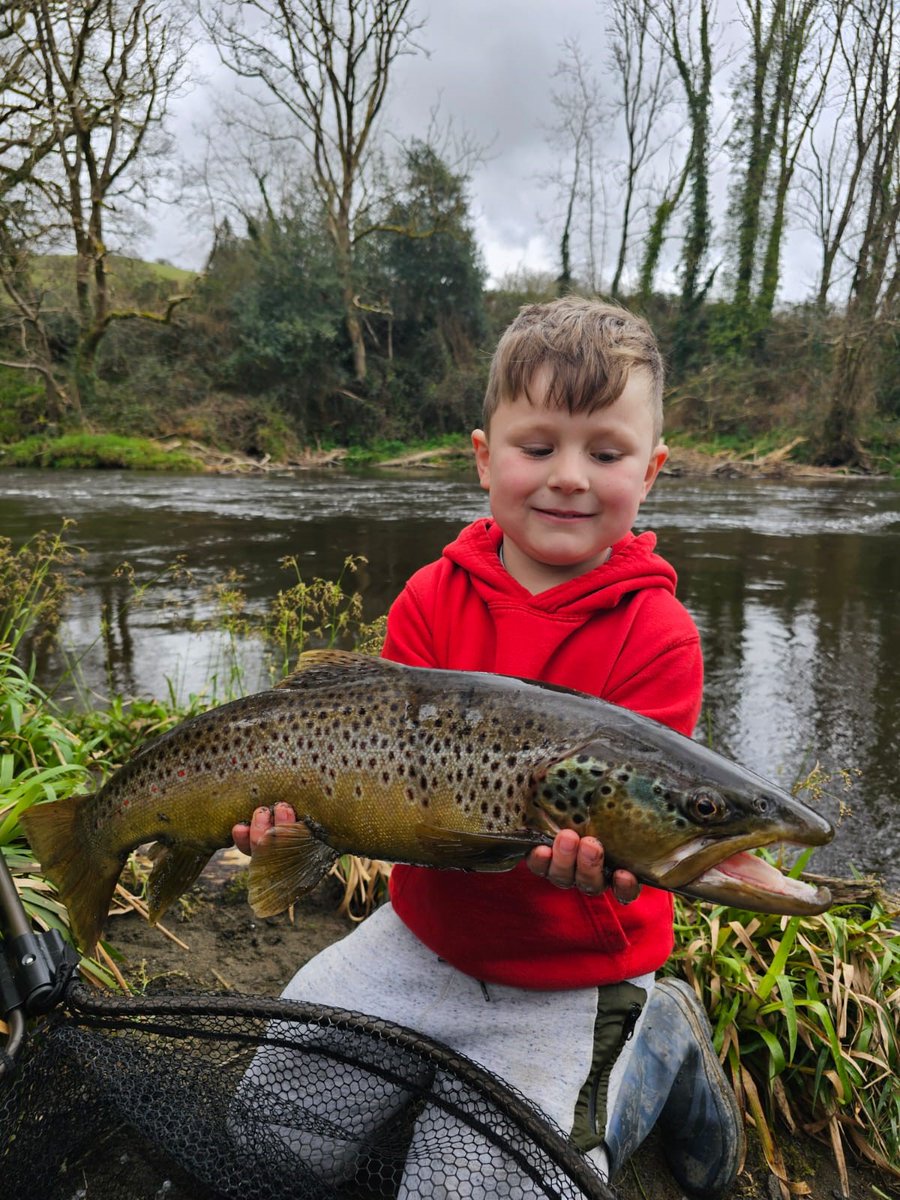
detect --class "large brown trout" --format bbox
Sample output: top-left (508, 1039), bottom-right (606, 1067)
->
top-left (22, 651), bottom-right (834, 953)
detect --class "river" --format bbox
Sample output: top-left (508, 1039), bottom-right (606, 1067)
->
top-left (1, 466), bottom-right (898, 888)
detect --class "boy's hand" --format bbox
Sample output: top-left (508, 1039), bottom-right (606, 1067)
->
top-left (526, 830), bottom-right (641, 903)
top-left (232, 802), bottom-right (297, 855)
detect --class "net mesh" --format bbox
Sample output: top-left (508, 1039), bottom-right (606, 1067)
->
top-left (1, 983), bottom-right (615, 1200)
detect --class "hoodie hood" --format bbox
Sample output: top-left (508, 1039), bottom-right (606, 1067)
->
top-left (443, 518), bottom-right (678, 617)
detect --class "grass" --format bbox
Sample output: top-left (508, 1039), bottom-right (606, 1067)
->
top-left (0, 646), bottom-right (121, 988)
top-left (340, 432), bottom-right (471, 466)
top-left (668, 889), bottom-right (900, 1196)
top-left (665, 427), bottom-right (809, 461)
top-left (1, 432), bottom-right (205, 471)
top-left (0, 429), bottom-right (473, 473)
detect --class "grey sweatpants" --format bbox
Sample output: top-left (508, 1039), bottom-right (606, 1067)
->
top-left (240, 902), bottom-right (654, 1195)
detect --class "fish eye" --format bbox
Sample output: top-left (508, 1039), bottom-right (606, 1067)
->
top-left (690, 789), bottom-right (726, 821)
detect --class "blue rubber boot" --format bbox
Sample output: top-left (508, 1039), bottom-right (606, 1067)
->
top-left (603, 977), bottom-right (744, 1199)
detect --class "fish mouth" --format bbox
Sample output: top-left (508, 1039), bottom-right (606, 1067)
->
top-left (682, 850), bottom-right (833, 914)
top-left (653, 827), bottom-right (834, 915)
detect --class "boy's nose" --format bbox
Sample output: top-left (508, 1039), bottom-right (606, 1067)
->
top-left (548, 451), bottom-right (589, 492)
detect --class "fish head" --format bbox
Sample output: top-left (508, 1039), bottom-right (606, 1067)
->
top-left (529, 727), bottom-right (835, 915)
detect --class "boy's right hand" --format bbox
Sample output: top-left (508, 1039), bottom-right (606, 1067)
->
top-left (232, 802), bottom-right (297, 855)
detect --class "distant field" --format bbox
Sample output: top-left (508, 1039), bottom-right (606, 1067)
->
top-left (28, 253), bottom-right (196, 295)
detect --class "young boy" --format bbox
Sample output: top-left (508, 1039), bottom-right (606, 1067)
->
top-left (234, 297), bottom-right (744, 1197)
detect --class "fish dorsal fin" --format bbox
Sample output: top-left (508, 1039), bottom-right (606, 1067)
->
top-left (276, 650), bottom-right (397, 690)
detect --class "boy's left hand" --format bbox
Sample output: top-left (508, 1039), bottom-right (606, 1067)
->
top-left (526, 830), bottom-right (641, 903)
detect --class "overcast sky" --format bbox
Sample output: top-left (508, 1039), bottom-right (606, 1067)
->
top-left (138, 0), bottom-right (822, 301)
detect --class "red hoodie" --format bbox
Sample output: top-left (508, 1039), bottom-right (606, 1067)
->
top-left (383, 518), bottom-right (703, 990)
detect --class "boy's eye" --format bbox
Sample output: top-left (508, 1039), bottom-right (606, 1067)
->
top-left (521, 445), bottom-right (553, 457)
top-left (592, 450), bottom-right (622, 463)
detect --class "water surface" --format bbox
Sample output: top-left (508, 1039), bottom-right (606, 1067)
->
top-left (2, 467), bottom-right (897, 888)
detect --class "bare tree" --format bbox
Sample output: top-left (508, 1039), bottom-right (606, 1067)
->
top-left (728, 0), bottom-right (785, 325)
top-left (0, 5), bottom-right (71, 415)
top-left (202, 0), bottom-right (421, 382)
top-left (1, 6), bottom-right (58, 203)
top-left (0, 1), bottom-right (192, 418)
top-left (544, 39), bottom-right (607, 294)
top-left (815, 0), bottom-right (899, 467)
top-left (636, 147), bottom-right (691, 302)
top-left (606, 0), bottom-right (676, 298)
top-left (798, 0), bottom-right (886, 309)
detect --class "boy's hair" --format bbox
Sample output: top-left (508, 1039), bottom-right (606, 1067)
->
top-left (483, 296), bottom-right (665, 444)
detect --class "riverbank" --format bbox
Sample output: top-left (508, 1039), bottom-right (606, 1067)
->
top-left (4, 429), bottom-right (893, 478)
top-left (152, 432), bottom-right (899, 479)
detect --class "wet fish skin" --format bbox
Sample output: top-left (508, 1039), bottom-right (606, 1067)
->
top-left (21, 651), bottom-right (834, 954)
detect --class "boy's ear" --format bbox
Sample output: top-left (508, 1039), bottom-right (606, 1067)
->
top-left (472, 429), bottom-right (491, 490)
top-left (641, 443), bottom-right (669, 501)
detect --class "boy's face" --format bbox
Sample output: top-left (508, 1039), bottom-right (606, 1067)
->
top-left (472, 368), bottom-right (668, 594)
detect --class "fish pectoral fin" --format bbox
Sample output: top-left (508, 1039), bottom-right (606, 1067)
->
top-left (146, 844), bottom-right (214, 925)
top-left (415, 824), bottom-right (551, 870)
top-left (248, 821), bottom-right (338, 918)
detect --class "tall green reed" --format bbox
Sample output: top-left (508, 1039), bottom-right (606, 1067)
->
top-left (198, 553), bottom-right (386, 690)
top-left (0, 530), bottom-right (118, 984)
top-left (0, 525), bottom-right (78, 656)
top-left (669, 881), bottom-right (900, 1195)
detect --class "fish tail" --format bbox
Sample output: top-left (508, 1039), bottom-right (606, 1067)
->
top-left (21, 795), bottom-right (123, 955)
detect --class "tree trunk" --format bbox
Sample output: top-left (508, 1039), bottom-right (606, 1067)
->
top-left (817, 332), bottom-right (870, 468)
top-left (666, 0), bottom-right (714, 370)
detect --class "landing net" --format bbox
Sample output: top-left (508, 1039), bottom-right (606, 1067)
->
top-left (0, 984), bottom-right (615, 1200)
